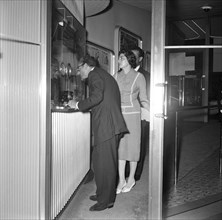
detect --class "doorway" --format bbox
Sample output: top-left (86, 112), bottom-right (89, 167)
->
top-left (149, 0), bottom-right (222, 219)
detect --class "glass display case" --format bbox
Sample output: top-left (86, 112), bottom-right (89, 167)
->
top-left (51, 0), bottom-right (86, 108)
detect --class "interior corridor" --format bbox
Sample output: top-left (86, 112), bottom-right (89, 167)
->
top-left (56, 117), bottom-right (222, 220)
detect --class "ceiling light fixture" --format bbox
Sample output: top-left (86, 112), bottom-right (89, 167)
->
top-left (201, 5), bottom-right (212, 13)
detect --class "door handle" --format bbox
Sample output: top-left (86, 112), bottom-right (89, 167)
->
top-left (155, 81), bottom-right (168, 119)
top-left (201, 75), bottom-right (205, 91)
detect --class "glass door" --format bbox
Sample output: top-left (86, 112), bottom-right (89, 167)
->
top-left (168, 51), bottom-right (204, 108)
top-left (148, 0), bottom-right (222, 219)
top-left (162, 0), bottom-right (222, 218)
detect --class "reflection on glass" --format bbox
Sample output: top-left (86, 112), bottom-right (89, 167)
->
top-left (51, 0), bottom-right (86, 108)
top-left (166, 1), bottom-right (222, 46)
top-left (167, 50), bottom-right (203, 108)
top-left (166, 18), bottom-right (207, 46)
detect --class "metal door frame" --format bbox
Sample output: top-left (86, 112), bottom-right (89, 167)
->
top-left (148, 1), bottom-right (166, 219)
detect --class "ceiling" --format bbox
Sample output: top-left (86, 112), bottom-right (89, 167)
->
top-left (117, 0), bottom-right (222, 19)
top-left (117, 0), bottom-right (222, 40)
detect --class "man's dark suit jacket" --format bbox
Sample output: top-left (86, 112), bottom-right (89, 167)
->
top-left (138, 67), bottom-right (150, 99)
top-left (78, 67), bottom-right (128, 146)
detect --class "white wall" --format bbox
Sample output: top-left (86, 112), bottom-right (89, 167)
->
top-left (86, 0), bottom-right (151, 56)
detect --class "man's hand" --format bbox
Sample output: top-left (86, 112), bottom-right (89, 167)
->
top-left (141, 107), bottom-right (150, 122)
top-left (68, 99), bottom-right (77, 109)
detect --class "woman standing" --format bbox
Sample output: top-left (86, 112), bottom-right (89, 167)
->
top-left (114, 49), bottom-right (150, 193)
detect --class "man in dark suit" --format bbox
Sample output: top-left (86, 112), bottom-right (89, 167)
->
top-left (131, 46), bottom-right (150, 181)
top-left (68, 55), bottom-right (128, 211)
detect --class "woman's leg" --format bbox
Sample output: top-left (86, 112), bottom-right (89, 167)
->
top-left (117, 159), bottom-right (126, 189)
top-left (127, 161), bottom-right (137, 185)
top-left (121, 161), bottom-right (137, 193)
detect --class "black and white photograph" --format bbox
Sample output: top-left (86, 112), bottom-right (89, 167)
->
top-left (1, 0), bottom-right (222, 220)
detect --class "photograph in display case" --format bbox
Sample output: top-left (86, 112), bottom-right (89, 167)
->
top-left (86, 41), bottom-right (115, 75)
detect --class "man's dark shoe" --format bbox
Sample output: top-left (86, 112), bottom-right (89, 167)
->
top-left (89, 195), bottom-right (97, 201)
top-left (135, 175), bottom-right (140, 181)
top-left (89, 202), bottom-right (114, 211)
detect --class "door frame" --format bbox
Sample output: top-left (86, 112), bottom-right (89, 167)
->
top-left (148, 0), bottom-right (166, 219)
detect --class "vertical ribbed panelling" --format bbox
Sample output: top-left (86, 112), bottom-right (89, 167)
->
top-left (0, 0), bottom-right (40, 43)
top-left (0, 40), bottom-right (40, 219)
top-left (0, 0), bottom-right (44, 219)
top-left (51, 112), bottom-right (90, 219)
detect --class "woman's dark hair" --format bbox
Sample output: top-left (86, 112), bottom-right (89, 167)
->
top-left (118, 49), bottom-right (137, 69)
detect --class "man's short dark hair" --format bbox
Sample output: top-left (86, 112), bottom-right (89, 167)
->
top-left (130, 46), bottom-right (144, 59)
top-left (81, 54), bottom-right (98, 67)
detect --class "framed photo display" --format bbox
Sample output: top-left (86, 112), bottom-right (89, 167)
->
top-left (86, 41), bottom-right (115, 75)
top-left (114, 26), bottom-right (143, 73)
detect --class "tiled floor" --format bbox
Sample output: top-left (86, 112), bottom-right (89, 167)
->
top-left (164, 119), bottom-right (222, 219)
top-left (163, 149), bottom-right (222, 219)
top-left (164, 150), bottom-right (222, 209)
top-left (166, 200), bottom-right (222, 220)
top-left (57, 119), bottom-right (222, 220)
